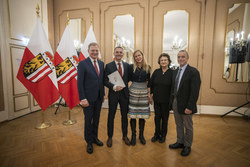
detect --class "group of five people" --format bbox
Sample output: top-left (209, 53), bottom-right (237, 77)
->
top-left (77, 42), bottom-right (201, 156)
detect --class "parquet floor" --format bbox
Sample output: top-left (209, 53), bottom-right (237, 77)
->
top-left (0, 106), bottom-right (249, 167)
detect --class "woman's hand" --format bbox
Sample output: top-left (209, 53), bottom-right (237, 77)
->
top-left (148, 94), bottom-right (153, 105)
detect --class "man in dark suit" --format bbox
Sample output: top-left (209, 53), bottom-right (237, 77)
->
top-left (77, 42), bottom-right (105, 154)
top-left (104, 46), bottom-right (131, 147)
top-left (169, 50), bottom-right (201, 156)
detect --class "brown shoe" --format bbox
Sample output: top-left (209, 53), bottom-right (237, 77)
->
top-left (107, 138), bottom-right (112, 147)
top-left (123, 136), bottom-right (130, 146)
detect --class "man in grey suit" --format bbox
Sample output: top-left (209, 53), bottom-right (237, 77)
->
top-left (169, 50), bottom-right (201, 156)
top-left (104, 46), bottom-right (132, 147)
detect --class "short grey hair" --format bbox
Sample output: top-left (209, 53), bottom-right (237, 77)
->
top-left (178, 50), bottom-right (189, 58)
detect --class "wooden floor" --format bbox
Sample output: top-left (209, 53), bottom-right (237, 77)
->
top-left (0, 106), bottom-right (249, 167)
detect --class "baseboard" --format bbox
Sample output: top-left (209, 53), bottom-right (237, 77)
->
top-left (0, 110), bottom-right (8, 122)
top-left (103, 99), bottom-right (250, 116)
top-left (198, 105), bottom-right (250, 116)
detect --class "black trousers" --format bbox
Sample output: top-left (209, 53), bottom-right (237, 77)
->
top-left (153, 102), bottom-right (170, 137)
top-left (108, 91), bottom-right (128, 138)
top-left (83, 98), bottom-right (102, 144)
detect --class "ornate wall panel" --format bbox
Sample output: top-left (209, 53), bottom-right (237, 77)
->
top-left (201, 0), bottom-right (250, 107)
top-left (151, 0), bottom-right (203, 70)
top-left (210, 0), bottom-right (249, 94)
top-left (14, 95), bottom-right (29, 112)
top-left (7, 0), bottom-right (43, 41)
top-left (100, 1), bottom-right (147, 63)
top-left (10, 46), bottom-right (28, 95)
top-left (58, 8), bottom-right (92, 45)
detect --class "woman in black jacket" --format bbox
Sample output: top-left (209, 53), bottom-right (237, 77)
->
top-left (150, 53), bottom-right (173, 143)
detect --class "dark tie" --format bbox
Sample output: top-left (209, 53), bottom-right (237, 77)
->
top-left (94, 60), bottom-right (99, 76)
top-left (174, 68), bottom-right (182, 96)
top-left (118, 62), bottom-right (122, 77)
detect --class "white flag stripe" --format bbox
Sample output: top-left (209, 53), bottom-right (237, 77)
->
top-left (26, 63), bottom-right (49, 80)
top-left (60, 70), bottom-right (77, 84)
top-left (27, 18), bottom-right (58, 89)
top-left (57, 66), bottom-right (75, 81)
top-left (81, 25), bottom-right (101, 59)
top-left (31, 68), bottom-right (52, 82)
top-left (56, 26), bottom-right (78, 59)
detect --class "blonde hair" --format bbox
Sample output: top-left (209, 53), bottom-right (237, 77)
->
top-left (133, 50), bottom-right (150, 73)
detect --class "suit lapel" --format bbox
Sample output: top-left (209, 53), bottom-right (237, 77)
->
top-left (173, 68), bottom-right (178, 85)
top-left (178, 65), bottom-right (190, 91)
top-left (112, 61), bottom-right (117, 71)
top-left (122, 61), bottom-right (127, 80)
top-left (86, 57), bottom-right (99, 77)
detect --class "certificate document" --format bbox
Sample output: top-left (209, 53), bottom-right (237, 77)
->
top-left (108, 71), bottom-right (125, 87)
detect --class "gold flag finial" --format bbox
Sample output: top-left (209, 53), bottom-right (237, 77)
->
top-left (36, 4), bottom-right (40, 18)
top-left (67, 12), bottom-right (69, 25)
top-left (91, 14), bottom-right (93, 25)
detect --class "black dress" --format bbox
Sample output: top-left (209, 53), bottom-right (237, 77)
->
top-left (150, 68), bottom-right (173, 138)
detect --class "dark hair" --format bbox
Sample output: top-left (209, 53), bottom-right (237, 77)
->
top-left (114, 46), bottom-right (124, 52)
top-left (88, 42), bottom-right (99, 50)
top-left (158, 53), bottom-right (171, 67)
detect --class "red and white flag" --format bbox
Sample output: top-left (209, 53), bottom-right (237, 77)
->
top-left (16, 18), bottom-right (59, 111)
top-left (54, 26), bottom-right (80, 109)
top-left (79, 25), bottom-right (101, 61)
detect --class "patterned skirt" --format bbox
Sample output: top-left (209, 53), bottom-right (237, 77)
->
top-left (128, 82), bottom-right (150, 119)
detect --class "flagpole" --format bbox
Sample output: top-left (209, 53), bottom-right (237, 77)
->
top-left (34, 4), bottom-right (52, 129)
top-left (67, 12), bottom-right (70, 25)
top-left (62, 109), bottom-right (77, 125)
top-left (36, 110), bottom-right (52, 129)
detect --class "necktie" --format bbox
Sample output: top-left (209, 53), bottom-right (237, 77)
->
top-left (174, 68), bottom-right (182, 96)
top-left (94, 60), bottom-right (99, 76)
top-left (118, 62), bottom-right (122, 77)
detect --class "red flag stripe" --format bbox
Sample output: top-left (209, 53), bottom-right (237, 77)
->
top-left (57, 66), bottom-right (76, 81)
top-left (58, 68), bottom-right (77, 84)
top-left (78, 52), bottom-right (86, 62)
top-left (27, 64), bottom-right (52, 82)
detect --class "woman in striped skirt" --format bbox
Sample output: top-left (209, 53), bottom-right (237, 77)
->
top-left (128, 50), bottom-right (152, 145)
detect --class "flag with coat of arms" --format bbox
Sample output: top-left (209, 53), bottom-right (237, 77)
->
top-left (54, 25), bottom-right (80, 109)
top-left (78, 25), bottom-right (101, 61)
top-left (16, 18), bottom-right (59, 111)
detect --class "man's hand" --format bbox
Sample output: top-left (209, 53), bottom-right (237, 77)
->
top-left (185, 108), bottom-right (192, 114)
top-left (115, 86), bottom-right (124, 91)
top-left (80, 99), bottom-right (89, 107)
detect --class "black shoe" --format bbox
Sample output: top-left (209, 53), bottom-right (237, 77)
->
top-left (93, 138), bottom-right (103, 146)
top-left (139, 133), bottom-right (146, 145)
top-left (151, 135), bottom-right (158, 142)
top-left (123, 136), bottom-right (130, 146)
top-left (158, 136), bottom-right (166, 143)
top-left (107, 138), bottom-right (112, 147)
top-left (181, 146), bottom-right (191, 156)
top-left (87, 143), bottom-right (93, 154)
top-left (131, 135), bottom-right (136, 146)
top-left (169, 142), bottom-right (184, 149)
